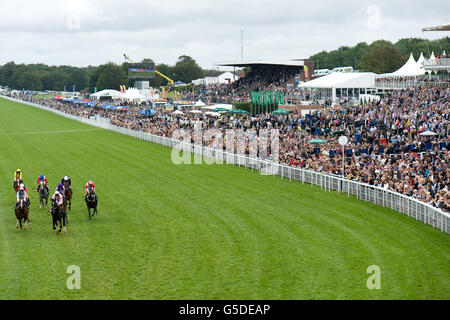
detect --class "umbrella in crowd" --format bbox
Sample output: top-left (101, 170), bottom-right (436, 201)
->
top-left (230, 109), bottom-right (249, 114)
top-left (213, 107), bottom-right (231, 112)
top-left (309, 138), bottom-right (327, 144)
top-left (271, 108), bottom-right (290, 115)
top-left (419, 130), bottom-right (437, 136)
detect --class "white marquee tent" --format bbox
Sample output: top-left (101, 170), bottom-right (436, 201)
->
top-left (90, 89), bottom-right (123, 100)
top-left (194, 100), bottom-right (206, 107)
top-left (298, 72), bottom-right (376, 102)
top-left (378, 53), bottom-right (425, 77)
top-left (122, 88), bottom-right (145, 101)
top-left (201, 103), bottom-right (233, 110)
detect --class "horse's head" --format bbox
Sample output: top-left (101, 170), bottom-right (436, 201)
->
top-left (17, 193), bottom-right (24, 209)
top-left (87, 188), bottom-right (96, 201)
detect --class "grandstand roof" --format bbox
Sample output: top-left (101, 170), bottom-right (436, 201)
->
top-left (215, 60), bottom-right (305, 67)
top-left (422, 23), bottom-right (450, 31)
top-left (298, 72), bottom-right (376, 89)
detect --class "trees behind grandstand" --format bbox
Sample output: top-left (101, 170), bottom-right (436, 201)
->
top-left (358, 40), bottom-right (405, 74)
top-left (309, 37), bottom-right (450, 72)
top-left (88, 62), bottom-right (128, 92)
top-left (0, 55), bottom-right (206, 92)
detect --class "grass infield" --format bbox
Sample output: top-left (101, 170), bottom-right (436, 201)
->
top-left (0, 97), bottom-right (449, 299)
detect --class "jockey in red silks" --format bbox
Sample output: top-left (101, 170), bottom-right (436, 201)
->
top-left (36, 175), bottom-right (49, 192)
top-left (37, 175), bottom-right (48, 186)
top-left (85, 181), bottom-right (95, 194)
top-left (19, 183), bottom-right (28, 195)
top-left (16, 185), bottom-right (30, 208)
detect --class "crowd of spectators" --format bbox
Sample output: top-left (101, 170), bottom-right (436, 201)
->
top-left (175, 66), bottom-right (299, 104)
top-left (9, 84), bottom-right (450, 213)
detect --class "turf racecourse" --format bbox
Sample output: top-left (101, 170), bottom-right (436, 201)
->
top-left (0, 97), bottom-right (448, 300)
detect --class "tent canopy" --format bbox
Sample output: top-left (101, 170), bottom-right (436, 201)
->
top-left (377, 53), bottom-right (425, 77)
top-left (230, 109), bottom-right (249, 114)
top-left (122, 88), bottom-right (145, 101)
top-left (298, 72), bottom-right (376, 89)
top-left (90, 89), bottom-right (122, 99)
top-left (271, 108), bottom-right (291, 115)
top-left (194, 100), bottom-right (206, 107)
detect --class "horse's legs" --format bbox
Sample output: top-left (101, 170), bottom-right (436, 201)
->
top-left (16, 219), bottom-right (19, 229)
top-left (88, 207), bottom-right (91, 220)
top-left (26, 214), bottom-right (31, 229)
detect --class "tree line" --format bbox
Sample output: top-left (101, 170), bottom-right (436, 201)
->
top-left (310, 37), bottom-right (450, 74)
top-left (0, 55), bottom-right (213, 93)
top-left (1, 37), bottom-right (448, 92)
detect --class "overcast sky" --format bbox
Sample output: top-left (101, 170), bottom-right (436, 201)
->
top-left (0, 0), bottom-right (448, 70)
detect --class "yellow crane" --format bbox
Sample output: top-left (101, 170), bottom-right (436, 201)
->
top-left (123, 54), bottom-right (174, 86)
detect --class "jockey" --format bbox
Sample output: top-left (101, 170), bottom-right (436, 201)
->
top-left (51, 186), bottom-right (64, 207)
top-left (56, 182), bottom-right (65, 196)
top-left (14, 169), bottom-right (23, 180)
top-left (16, 186), bottom-right (30, 208)
top-left (36, 175), bottom-right (49, 192)
top-left (19, 183), bottom-right (28, 195)
top-left (85, 180), bottom-right (95, 194)
top-left (61, 176), bottom-right (72, 187)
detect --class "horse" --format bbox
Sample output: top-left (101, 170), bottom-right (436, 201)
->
top-left (15, 194), bottom-right (31, 230)
top-left (37, 180), bottom-right (49, 208)
top-left (13, 178), bottom-right (23, 193)
top-left (50, 198), bottom-right (66, 234)
top-left (85, 187), bottom-right (98, 220)
top-left (64, 185), bottom-right (73, 211)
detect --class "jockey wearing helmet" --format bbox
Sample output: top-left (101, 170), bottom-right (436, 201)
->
top-left (51, 184), bottom-right (64, 207)
top-left (56, 183), bottom-right (65, 195)
top-left (61, 176), bottom-right (72, 187)
top-left (85, 180), bottom-right (95, 194)
top-left (14, 169), bottom-right (23, 180)
top-left (16, 184), bottom-right (30, 208)
top-left (36, 175), bottom-right (49, 192)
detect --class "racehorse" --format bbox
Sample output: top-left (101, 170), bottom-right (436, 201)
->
top-left (37, 180), bottom-right (49, 208)
top-left (85, 186), bottom-right (98, 220)
top-left (13, 178), bottom-right (23, 193)
top-left (15, 193), bottom-right (31, 230)
top-left (64, 185), bottom-right (73, 211)
top-left (51, 199), bottom-right (67, 234)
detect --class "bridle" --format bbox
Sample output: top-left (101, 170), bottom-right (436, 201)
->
top-left (87, 190), bottom-right (96, 202)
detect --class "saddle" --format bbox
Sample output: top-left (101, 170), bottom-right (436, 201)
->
top-left (15, 198), bottom-right (30, 209)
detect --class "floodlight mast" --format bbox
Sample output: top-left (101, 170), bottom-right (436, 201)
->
top-left (123, 53), bottom-right (174, 86)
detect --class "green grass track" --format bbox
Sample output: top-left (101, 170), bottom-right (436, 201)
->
top-left (0, 97), bottom-right (448, 299)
